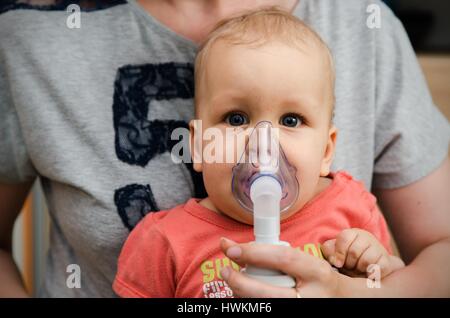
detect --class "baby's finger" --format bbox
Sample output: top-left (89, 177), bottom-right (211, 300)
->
top-left (334, 229), bottom-right (358, 268)
top-left (344, 236), bottom-right (371, 270)
top-left (377, 255), bottom-right (394, 278)
top-left (320, 239), bottom-right (336, 262)
top-left (356, 245), bottom-right (383, 274)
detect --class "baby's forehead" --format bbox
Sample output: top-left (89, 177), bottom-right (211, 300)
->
top-left (200, 38), bottom-right (335, 96)
top-left (199, 33), bottom-right (335, 85)
top-left (196, 42), bottom-right (335, 117)
top-left (213, 38), bottom-right (331, 66)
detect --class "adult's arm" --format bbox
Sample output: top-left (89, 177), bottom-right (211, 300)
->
top-left (368, 156), bottom-right (450, 296)
top-left (0, 180), bottom-right (35, 297)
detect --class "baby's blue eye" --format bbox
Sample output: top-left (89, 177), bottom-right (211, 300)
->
top-left (280, 114), bottom-right (302, 128)
top-left (226, 113), bottom-right (248, 126)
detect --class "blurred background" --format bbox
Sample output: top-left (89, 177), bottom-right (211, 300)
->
top-left (11, 0), bottom-right (450, 296)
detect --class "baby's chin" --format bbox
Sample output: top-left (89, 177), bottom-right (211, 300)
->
top-left (202, 198), bottom-right (254, 225)
top-left (221, 202), bottom-right (304, 225)
top-left (220, 208), bottom-right (254, 225)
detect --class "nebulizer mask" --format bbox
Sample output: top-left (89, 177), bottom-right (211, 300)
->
top-left (231, 121), bottom-right (299, 287)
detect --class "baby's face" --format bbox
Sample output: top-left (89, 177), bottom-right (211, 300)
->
top-left (191, 40), bottom-right (336, 224)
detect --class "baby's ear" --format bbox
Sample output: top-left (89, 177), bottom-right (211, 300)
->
top-left (320, 125), bottom-right (337, 177)
top-left (189, 119), bottom-right (203, 172)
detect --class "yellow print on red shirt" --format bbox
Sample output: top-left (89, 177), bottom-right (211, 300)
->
top-left (200, 242), bottom-right (324, 298)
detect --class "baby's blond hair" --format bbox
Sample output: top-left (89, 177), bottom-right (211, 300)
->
top-left (194, 7), bottom-right (335, 118)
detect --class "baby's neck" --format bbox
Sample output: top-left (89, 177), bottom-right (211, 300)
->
top-left (313, 175), bottom-right (333, 198)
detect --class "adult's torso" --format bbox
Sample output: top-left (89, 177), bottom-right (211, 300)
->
top-left (0, 0), bottom-right (380, 297)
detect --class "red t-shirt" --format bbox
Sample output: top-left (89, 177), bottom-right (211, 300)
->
top-left (113, 171), bottom-right (392, 298)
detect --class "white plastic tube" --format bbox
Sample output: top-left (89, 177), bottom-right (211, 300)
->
top-left (245, 175), bottom-right (296, 288)
top-left (250, 176), bottom-right (282, 244)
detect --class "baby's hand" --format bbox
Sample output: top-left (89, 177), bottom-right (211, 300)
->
top-left (321, 229), bottom-right (405, 278)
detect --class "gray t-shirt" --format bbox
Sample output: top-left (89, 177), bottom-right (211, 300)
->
top-left (0, 0), bottom-right (448, 297)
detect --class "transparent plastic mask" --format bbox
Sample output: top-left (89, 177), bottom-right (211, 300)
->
top-left (231, 121), bottom-right (299, 213)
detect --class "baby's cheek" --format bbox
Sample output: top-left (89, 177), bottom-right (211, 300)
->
top-left (296, 161), bottom-right (323, 198)
top-left (203, 163), bottom-right (233, 191)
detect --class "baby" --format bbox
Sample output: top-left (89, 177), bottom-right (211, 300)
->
top-left (113, 8), bottom-right (404, 298)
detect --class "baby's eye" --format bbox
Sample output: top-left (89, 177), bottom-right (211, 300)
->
top-left (226, 112), bottom-right (248, 126)
top-left (280, 114), bottom-right (303, 128)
